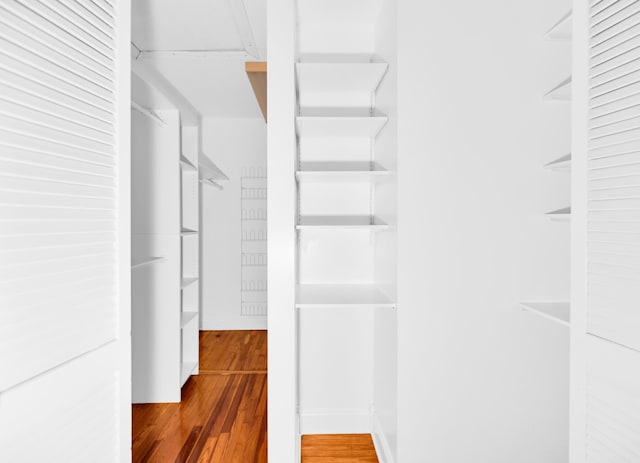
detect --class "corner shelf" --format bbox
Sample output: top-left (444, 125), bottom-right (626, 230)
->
top-left (181, 311), bottom-right (198, 328)
top-left (296, 60), bottom-right (388, 97)
top-left (180, 361), bottom-right (198, 386)
top-left (545, 153), bottom-right (571, 171)
top-left (545, 11), bottom-right (572, 41)
top-left (296, 284), bottom-right (395, 309)
top-left (544, 77), bottom-right (572, 101)
top-left (546, 206), bottom-right (571, 221)
top-left (296, 109), bottom-right (388, 138)
top-left (181, 277), bottom-right (199, 289)
top-left (520, 302), bottom-right (570, 327)
top-left (131, 256), bottom-right (166, 270)
top-left (296, 215), bottom-right (388, 230)
top-left (296, 161), bottom-right (389, 182)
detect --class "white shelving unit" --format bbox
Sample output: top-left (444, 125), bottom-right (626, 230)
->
top-left (296, 109), bottom-right (388, 138)
top-left (296, 215), bottom-right (388, 229)
top-left (296, 284), bottom-right (395, 309)
top-left (296, 161), bottom-right (389, 182)
top-left (180, 126), bottom-right (200, 387)
top-left (520, 302), bottom-right (570, 327)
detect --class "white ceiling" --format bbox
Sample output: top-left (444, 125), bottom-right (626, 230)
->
top-left (132, 0), bottom-right (266, 119)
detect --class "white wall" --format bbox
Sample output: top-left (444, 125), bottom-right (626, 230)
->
top-left (201, 117), bottom-right (267, 330)
top-left (397, 1), bottom-right (570, 462)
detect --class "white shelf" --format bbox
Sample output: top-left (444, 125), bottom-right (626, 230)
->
top-left (180, 361), bottom-right (197, 386)
top-left (181, 228), bottom-right (198, 236)
top-left (296, 215), bottom-right (388, 230)
top-left (180, 158), bottom-right (197, 172)
top-left (296, 284), bottom-right (395, 309)
top-left (544, 77), bottom-right (572, 101)
top-left (520, 302), bottom-right (570, 327)
top-left (181, 311), bottom-right (198, 328)
top-left (131, 256), bottom-right (166, 270)
top-left (199, 153), bottom-right (229, 182)
top-left (545, 153), bottom-right (571, 171)
top-left (296, 61), bottom-right (388, 97)
top-left (546, 206), bottom-right (571, 221)
top-left (296, 162), bottom-right (389, 182)
top-left (296, 109), bottom-right (388, 138)
top-left (545, 11), bottom-right (572, 41)
top-left (180, 153), bottom-right (197, 170)
top-left (181, 277), bottom-right (199, 289)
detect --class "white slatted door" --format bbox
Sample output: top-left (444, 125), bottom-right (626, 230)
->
top-left (583, 0), bottom-right (640, 461)
top-left (0, 1), bottom-right (131, 462)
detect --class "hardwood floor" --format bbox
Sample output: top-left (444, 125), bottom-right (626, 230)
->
top-left (301, 435), bottom-right (379, 463)
top-left (133, 330), bottom-right (378, 462)
top-left (132, 331), bottom-right (267, 463)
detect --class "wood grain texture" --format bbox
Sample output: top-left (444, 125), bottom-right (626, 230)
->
top-left (301, 434), bottom-right (379, 463)
top-left (199, 330), bottom-right (267, 372)
top-left (132, 331), bottom-right (267, 463)
top-left (133, 331), bottom-right (377, 462)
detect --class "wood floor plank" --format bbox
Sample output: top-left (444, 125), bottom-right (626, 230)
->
top-left (301, 434), bottom-right (379, 463)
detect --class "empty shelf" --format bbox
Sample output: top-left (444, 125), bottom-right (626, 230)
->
top-left (181, 311), bottom-right (198, 328)
top-left (199, 153), bottom-right (229, 182)
top-left (296, 284), bottom-right (395, 308)
top-left (520, 302), bottom-right (570, 327)
top-left (544, 77), bottom-right (572, 101)
top-left (296, 162), bottom-right (389, 182)
top-left (131, 256), bottom-right (166, 270)
top-left (546, 206), bottom-right (571, 221)
top-left (181, 277), bottom-right (199, 289)
top-left (297, 216), bottom-right (388, 230)
top-left (545, 11), bottom-right (572, 41)
top-left (180, 361), bottom-right (197, 386)
top-left (180, 153), bottom-right (197, 170)
top-left (296, 61), bottom-right (388, 97)
top-left (296, 109), bottom-right (388, 138)
top-left (545, 153), bottom-right (571, 171)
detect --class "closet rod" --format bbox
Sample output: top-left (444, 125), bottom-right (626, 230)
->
top-left (131, 101), bottom-right (167, 126)
top-left (200, 178), bottom-right (224, 190)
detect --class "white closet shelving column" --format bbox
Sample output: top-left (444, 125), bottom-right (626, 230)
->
top-left (180, 126), bottom-right (200, 385)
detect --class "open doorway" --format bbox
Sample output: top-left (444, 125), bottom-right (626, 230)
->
top-left (129, 1), bottom-right (267, 461)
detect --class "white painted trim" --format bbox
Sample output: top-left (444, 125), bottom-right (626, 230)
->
top-left (298, 409), bottom-right (371, 435)
top-left (226, 0), bottom-right (260, 58)
top-left (371, 412), bottom-right (395, 463)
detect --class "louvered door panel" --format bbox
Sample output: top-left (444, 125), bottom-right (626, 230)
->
top-left (0, 0), bottom-right (119, 392)
top-left (587, 0), bottom-right (640, 351)
top-left (586, 335), bottom-right (640, 463)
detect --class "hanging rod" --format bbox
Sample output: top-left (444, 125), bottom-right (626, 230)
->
top-left (131, 101), bottom-right (166, 126)
top-left (200, 178), bottom-right (224, 190)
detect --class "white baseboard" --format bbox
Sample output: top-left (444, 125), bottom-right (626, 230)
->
top-left (298, 408), bottom-right (371, 435)
top-left (371, 412), bottom-right (395, 463)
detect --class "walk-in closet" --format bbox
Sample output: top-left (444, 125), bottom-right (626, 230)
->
top-left (2, 0), bottom-right (640, 462)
